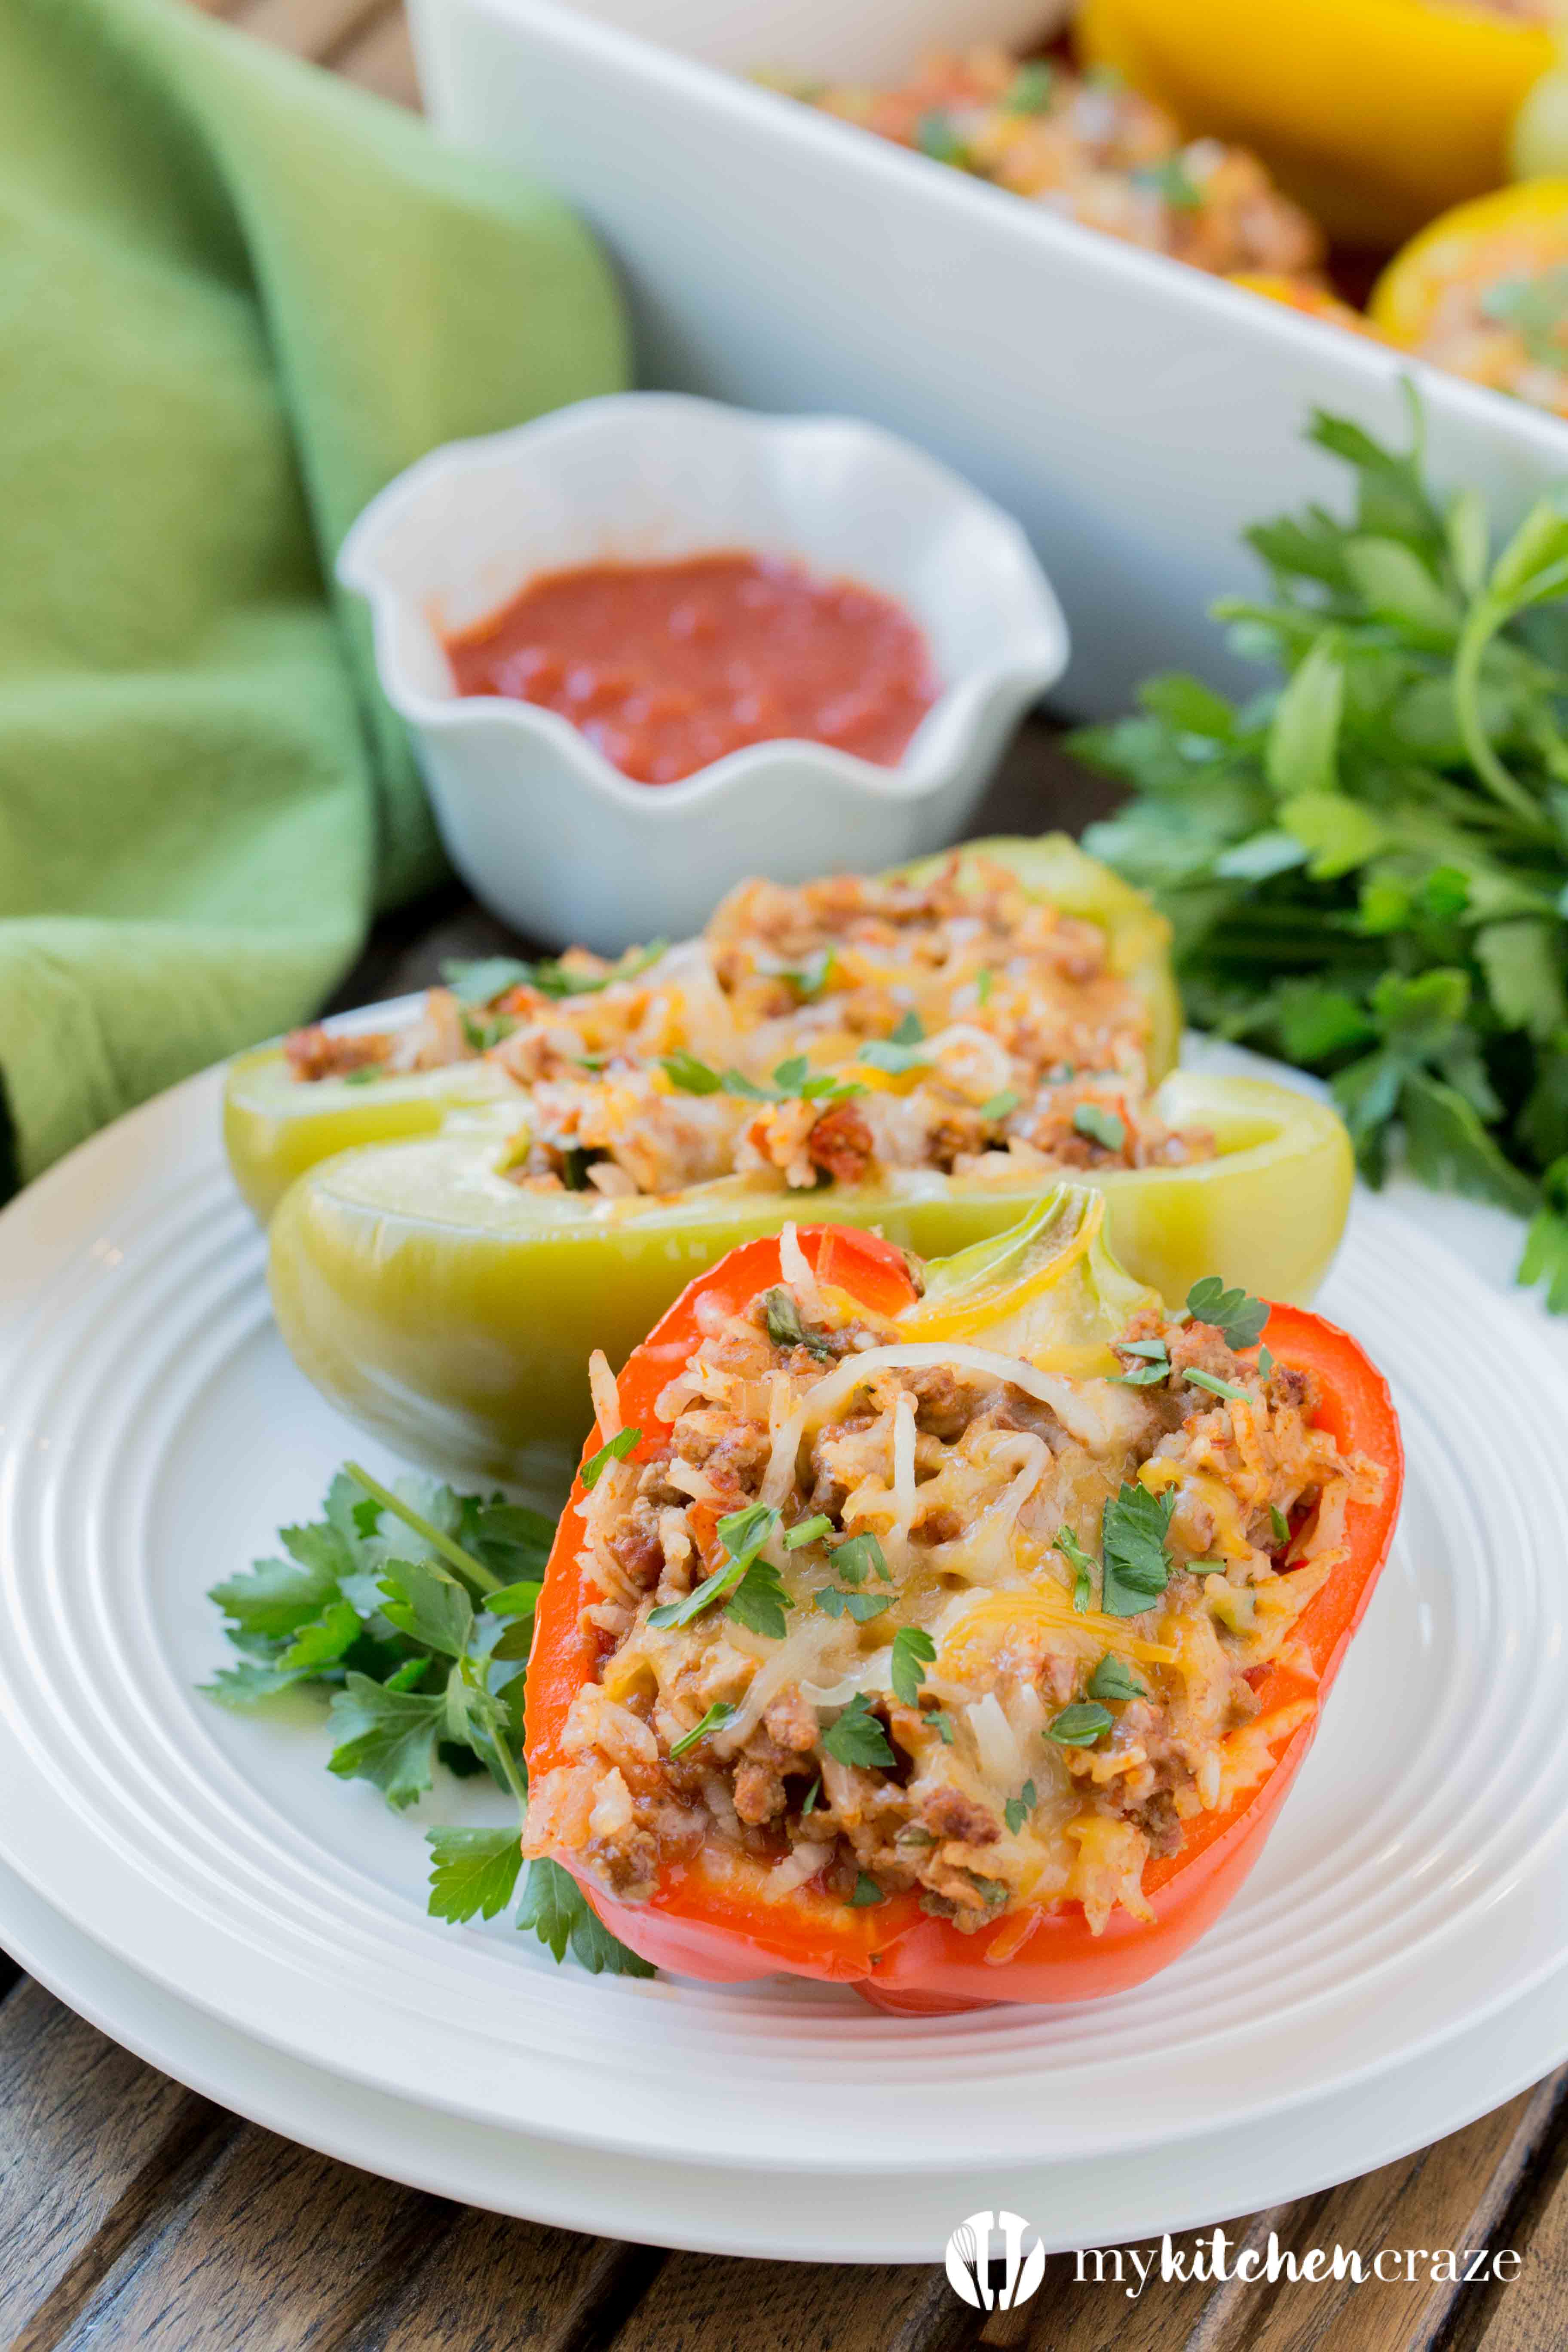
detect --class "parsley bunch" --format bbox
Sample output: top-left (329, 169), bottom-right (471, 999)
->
top-left (203, 1463), bottom-right (651, 1977)
top-left (1077, 396), bottom-right (1568, 1309)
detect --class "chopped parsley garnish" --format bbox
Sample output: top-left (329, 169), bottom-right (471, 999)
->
top-left (762, 1286), bottom-right (836, 1361)
top-left (980, 1089), bottom-right (1020, 1121)
top-left (1005, 61), bottom-right (1054, 113)
top-left (1269, 1503), bottom-right (1290, 1545)
top-left (976, 968), bottom-right (994, 1005)
top-left (891, 1624), bottom-right (937, 1706)
top-left (1099, 1482), bottom-right (1177, 1617)
top-left (801, 1776), bottom-right (821, 1816)
top-left (814, 1585), bottom-right (894, 1623)
top-left (647, 1504), bottom-right (783, 1630)
top-left (443, 941), bottom-right (667, 1005)
top-left (1114, 1336), bottom-right (1171, 1387)
top-left (1057, 1523), bottom-right (1098, 1611)
top-left (581, 1425), bottom-right (641, 1488)
top-left (1188, 1559), bottom-right (1229, 1575)
top-left (1048, 1702), bottom-right (1115, 1746)
top-left (659, 1050), bottom-right (726, 1095)
top-left (342, 1068), bottom-right (378, 1086)
top-left (1186, 1368), bottom-right (1248, 1402)
top-left (1087, 1654), bottom-right (1145, 1704)
top-left (1185, 1277), bottom-right (1270, 1351)
top-left (726, 1555), bottom-right (793, 1638)
top-left (659, 1052), bottom-right (861, 1108)
top-left (916, 110), bottom-right (969, 165)
top-left (831, 1531), bottom-right (893, 1586)
top-left (1072, 1102), bottom-right (1127, 1152)
top-left (669, 1701), bottom-right (738, 1758)
top-left (1003, 1779), bottom-right (1038, 1835)
top-left (858, 1011), bottom-right (929, 1076)
top-left (1133, 154), bottom-right (1203, 211)
top-left (848, 1872), bottom-right (887, 1907)
top-left (823, 1693), bottom-right (896, 1768)
top-left (1259, 1344), bottom-right (1276, 1378)
top-left (784, 1514), bottom-right (834, 1551)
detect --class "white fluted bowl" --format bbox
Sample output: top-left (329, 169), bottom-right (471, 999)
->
top-left (338, 392), bottom-right (1068, 949)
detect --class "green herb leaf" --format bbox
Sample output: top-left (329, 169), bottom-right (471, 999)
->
top-left (801, 1776), bottom-right (821, 1816)
top-left (784, 1514), bottom-right (833, 1550)
top-left (648, 1505), bottom-right (781, 1630)
top-left (1087, 1654), bottom-right (1146, 1703)
top-left (581, 1425), bottom-right (641, 1488)
top-left (1003, 1779), bottom-right (1038, 1835)
top-left (669, 1701), bottom-right (738, 1758)
top-left (659, 1050), bottom-right (725, 1094)
top-left (1185, 1368), bottom-right (1248, 1402)
top-left (1057, 1523), bottom-right (1098, 1611)
top-left (1185, 1277), bottom-right (1270, 1351)
top-left (762, 1286), bottom-right (836, 1360)
top-left (1099, 1484), bottom-right (1176, 1618)
top-left (891, 1624), bottom-right (937, 1706)
top-left (848, 1872), bottom-right (887, 1906)
top-left (1048, 1702), bottom-right (1115, 1747)
top-left (822, 1693), bottom-right (896, 1769)
top-left (1005, 60), bottom-right (1054, 112)
top-left (814, 1585), bottom-right (894, 1623)
top-left (831, 1531), bottom-right (891, 1586)
top-left (1072, 1103), bottom-right (1126, 1152)
top-left (725, 1553), bottom-right (793, 1639)
top-left (325, 1674), bottom-right (446, 1811)
top-left (927, 1709), bottom-right (955, 1745)
top-left (980, 1089), bottom-right (1019, 1120)
top-left (1269, 1504), bottom-right (1289, 1545)
top-left (426, 1825), bottom-right (524, 1923)
top-left (516, 1857), bottom-right (654, 1975)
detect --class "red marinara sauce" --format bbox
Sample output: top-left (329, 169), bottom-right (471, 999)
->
top-left (442, 551), bottom-right (938, 785)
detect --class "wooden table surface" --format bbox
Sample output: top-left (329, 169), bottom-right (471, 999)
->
top-left (5, 6), bottom-right (1567, 2346)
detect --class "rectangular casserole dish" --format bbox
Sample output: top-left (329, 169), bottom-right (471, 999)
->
top-left (412, 0), bottom-right (1568, 714)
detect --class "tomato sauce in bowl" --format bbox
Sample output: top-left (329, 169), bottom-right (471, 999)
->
top-left (441, 551), bottom-right (938, 785)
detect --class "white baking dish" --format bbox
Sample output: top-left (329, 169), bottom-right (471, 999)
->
top-left (411, 0), bottom-right (1568, 716)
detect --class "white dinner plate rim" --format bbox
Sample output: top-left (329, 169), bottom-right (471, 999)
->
top-left (3, 1036), bottom-right (1568, 2176)
top-left (4, 1855), bottom-right (1565, 2265)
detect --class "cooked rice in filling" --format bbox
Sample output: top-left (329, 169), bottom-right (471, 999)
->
top-left (282, 860), bottom-right (1212, 1194)
top-left (524, 1234), bottom-right (1380, 1936)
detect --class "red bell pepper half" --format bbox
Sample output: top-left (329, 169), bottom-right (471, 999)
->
top-left (525, 1225), bottom-right (1403, 2012)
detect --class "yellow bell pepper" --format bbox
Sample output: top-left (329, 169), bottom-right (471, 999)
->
top-left (1076, 0), bottom-right (1555, 249)
top-left (266, 1069), bottom-right (1351, 1499)
top-left (224, 836), bottom-right (1182, 1223)
top-left (1369, 178), bottom-right (1568, 413)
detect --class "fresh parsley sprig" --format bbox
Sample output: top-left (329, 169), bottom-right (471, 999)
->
top-left (202, 1464), bottom-right (650, 1977)
top-left (1076, 397), bottom-right (1568, 1311)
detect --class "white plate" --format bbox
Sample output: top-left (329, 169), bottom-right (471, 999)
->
top-left (5, 1851), bottom-right (1565, 2263)
top-left (413, 0), bottom-right (1568, 718)
top-left (3, 1039), bottom-right (1568, 2185)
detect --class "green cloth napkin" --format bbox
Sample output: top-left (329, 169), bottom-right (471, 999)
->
top-left (0, 0), bottom-right (628, 1190)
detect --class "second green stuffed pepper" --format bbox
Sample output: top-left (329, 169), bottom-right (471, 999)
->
top-left (258, 840), bottom-right (1352, 1499)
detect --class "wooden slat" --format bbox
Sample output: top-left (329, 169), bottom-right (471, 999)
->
top-left (227, 0), bottom-right (383, 59)
top-left (373, 2211), bottom-right (660, 2352)
top-left (0, 1982), bottom-right (231, 2352)
top-left (332, 5), bottom-right (420, 107)
top-left (989, 2072), bottom-right (1566, 2352)
top-left (1457, 2085), bottom-right (1568, 2352)
top-left (609, 2254), bottom-right (971, 2352)
top-left (49, 2130), bottom-right (448, 2352)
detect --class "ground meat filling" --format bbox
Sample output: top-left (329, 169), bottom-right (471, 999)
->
top-left (281, 859), bottom-right (1214, 1198)
top-left (524, 1247), bottom-right (1381, 1936)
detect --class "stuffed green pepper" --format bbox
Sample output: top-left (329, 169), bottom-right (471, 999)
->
top-left (263, 844), bottom-right (1351, 1499)
top-left (224, 837), bottom-right (1178, 1222)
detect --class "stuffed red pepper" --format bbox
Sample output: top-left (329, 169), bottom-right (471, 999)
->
top-left (524, 1188), bottom-right (1401, 2010)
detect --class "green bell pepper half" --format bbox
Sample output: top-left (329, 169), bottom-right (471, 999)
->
top-left (266, 1068), bottom-right (1351, 1504)
top-left (224, 835), bottom-right (1182, 1224)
